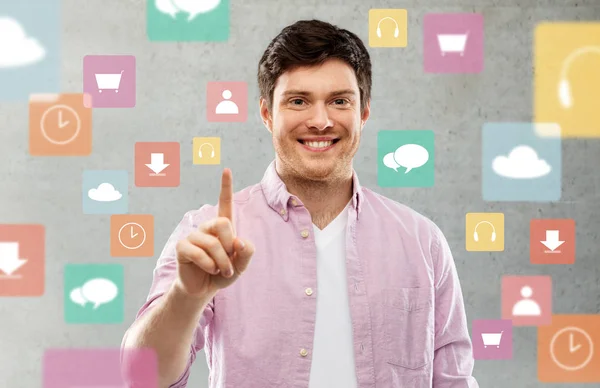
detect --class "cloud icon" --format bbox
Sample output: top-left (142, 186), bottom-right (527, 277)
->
top-left (492, 145), bottom-right (552, 179)
top-left (0, 17), bottom-right (46, 68)
top-left (88, 183), bottom-right (123, 202)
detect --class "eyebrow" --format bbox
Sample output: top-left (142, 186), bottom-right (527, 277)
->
top-left (281, 89), bottom-right (357, 98)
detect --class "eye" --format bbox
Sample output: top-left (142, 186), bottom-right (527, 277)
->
top-left (290, 98), bottom-right (305, 105)
top-left (333, 98), bottom-right (349, 105)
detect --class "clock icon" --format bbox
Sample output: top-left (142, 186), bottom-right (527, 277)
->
top-left (40, 104), bottom-right (81, 145)
top-left (118, 222), bottom-right (147, 250)
top-left (550, 326), bottom-right (594, 371)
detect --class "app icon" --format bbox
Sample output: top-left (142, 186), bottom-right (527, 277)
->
top-left (83, 55), bottom-right (136, 108)
top-left (530, 219), bottom-right (576, 264)
top-left (43, 348), bottom-right (158, 387)
top-left (147, 0), bottom-right (230, 42)
top-left (472, 319), bottom-right (513, 360)
top-left (538, 315), bottom-right (600, 382)
top-left (482, 123), bottom-right (561, 202)
top-left (110, 215), bottom-right (154, 257)
top-left (206, 81), bottom-right (247, 122)
top-left (193, 137), bottom-right (221, 165)
top-left (368, 9), bottom-right (408, 48)
top-left (423, 13), bottom-right (484, 73)
top-left (465, 212), bottom-right (504, 252)
top-left (29, 93), bottom-right (92, 156)
top-left (0, 224), bottom-right (44, 296)
top-left (82, 170), bottom-right (128, 214)
top-left (64, 263), bottom-right (123, 324)
top-left (0, 2), bottom-right (60, 101)
top-left (502, 276), bottom-right (552, 326)
top-left (535, 23), bottom-right (600, 138)
top-left (377, 130), bottom-right (434, 187)
top-left (135, 142), bottom-right (180, 187)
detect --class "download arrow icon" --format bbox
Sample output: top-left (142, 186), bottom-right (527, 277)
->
top-left (145, 153), bottom-right (170, 175)
top-left (0, 242), bottom-right (28, 276)
top-left (540, 230), bottom-right (564, 252)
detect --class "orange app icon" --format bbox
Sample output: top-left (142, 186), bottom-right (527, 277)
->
top-left (538, 315), bottom-right (600, 382)
top-left (0, 224), bottom-right (45, 296)
top-left (110, 215), bottom-right (154, 257)
top-left (135, 142), bottom-right (180, 187)
top-left (29, 94), bottom-right (92, 156)
top-left (502, 275), bottom-right (552, 326)
top-left (530, 218), bottom-right (576, 264)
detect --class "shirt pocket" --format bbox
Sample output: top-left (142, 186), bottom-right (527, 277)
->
top-left (382, 287), bottom-right (434, 370)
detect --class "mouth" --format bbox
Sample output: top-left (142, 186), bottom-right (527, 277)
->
top-left (297, 138), bottom-right (340, 152)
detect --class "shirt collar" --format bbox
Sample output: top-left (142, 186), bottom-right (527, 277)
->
top-left (259, 159), bottom-right (363, 218)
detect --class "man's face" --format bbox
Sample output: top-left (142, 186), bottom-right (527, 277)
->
top-left (260, 58), bottom-right (370, 181)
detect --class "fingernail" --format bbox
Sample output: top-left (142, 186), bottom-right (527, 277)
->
top-left (239, 240), bottom-right (245, 250)
top-left (213, 269), bottom-right (220, 275)
top-left (226, 268), bottom-right (234, 277)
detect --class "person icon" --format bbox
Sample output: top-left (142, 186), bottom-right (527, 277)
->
top-left (215, 89), bottom-right (239, 115)
top-left (511, 285), bottom-right (541, 316)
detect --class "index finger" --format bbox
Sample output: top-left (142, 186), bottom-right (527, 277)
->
top-left (218, 168), bottom-right (235, 235)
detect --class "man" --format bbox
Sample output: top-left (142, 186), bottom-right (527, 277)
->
top-left (121, 19), bottom-right (479, 388)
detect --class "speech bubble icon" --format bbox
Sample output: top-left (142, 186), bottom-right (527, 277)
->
top-left (155, 0), bottom-right (179, 19)
top-left (383, 152), bottom-right (401, 172)
top-left (393, 144), bottom-right (429, 173)
top-left (172, 0), bottom-right (221, 21)
top-left (69, 287), bottom-right (87, 307)
top-left (80, 278), bottom-right (118, 309)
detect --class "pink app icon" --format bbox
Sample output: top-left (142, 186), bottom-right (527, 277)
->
top-left (502, 275), bottom-right (552, 326)
top-left (43, 348), bottom-right (157, 387)
top-left (423, 13), bottom-right (484, 73)
top-left (207, 81), bottom-right (248, 122)
top-left (472, 319), bottom-right (513, 360)
top-left (83, 55), bottom-right (136, 108)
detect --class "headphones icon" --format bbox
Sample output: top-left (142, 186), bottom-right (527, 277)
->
top-left (558, 46), bottom-right (600, 109)
top-left (473, 221), bottom-right (496, 242)
top-left (198, 142), bottom-right (215, 158)
top-left (376, 17), bottom-right (399, 38)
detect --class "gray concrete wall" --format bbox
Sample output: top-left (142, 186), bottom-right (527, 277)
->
top-left (1, 0), bottom-right (599, 387)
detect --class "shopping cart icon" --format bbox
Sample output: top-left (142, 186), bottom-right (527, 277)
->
top-left (437, 32), bottom-right (469, 56)
top-left (95, 70), bottom-right (124, 93)
top-left (481, 331), bottom-right (503, 348)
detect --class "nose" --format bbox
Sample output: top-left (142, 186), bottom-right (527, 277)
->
top-left (306, 103), bottom-right (334, 131)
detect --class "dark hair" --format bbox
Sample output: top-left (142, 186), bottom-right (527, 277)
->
top-left (258, 19), bottom-right (372, 114)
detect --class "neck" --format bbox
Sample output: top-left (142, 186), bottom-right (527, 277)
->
top-left (275, 158), bottom-right (353, 229)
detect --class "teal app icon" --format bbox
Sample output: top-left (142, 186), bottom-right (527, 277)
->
top-left (64, 263), bottom-right (124, 324)
top-left (147, 0), bottom-right (229, 42)
top-left (0, 0), bottom-right (60, 101)
top-left (482, 123), bottom-right (561, 202)
top-left (378, 130), bottom-right (435, 187)
top-left (82, 170), bottom-right (128, 214)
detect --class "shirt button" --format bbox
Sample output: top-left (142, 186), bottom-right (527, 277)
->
top-left (300, 348), bottom-right (308, 357)
top-left (291, 199), bottom-right (298, 206)
top-left (305, 288), bottom-right (313, 296)
top-left (300, 230), bottom-right (309, 238)
top-left (279, 208), bottom-right (286, 215)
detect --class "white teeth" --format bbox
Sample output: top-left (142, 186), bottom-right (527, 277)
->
top-left (305, 141), bottom-right (333, 148)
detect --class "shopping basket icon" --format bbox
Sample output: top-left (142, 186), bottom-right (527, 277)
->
top-left (437, 32), bottom-right (469, 56)
top-left (95, 70), bottom-right (124, 93)
top-left (481, 331), bottom-right (503, 348)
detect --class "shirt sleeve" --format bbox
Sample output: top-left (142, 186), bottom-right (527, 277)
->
top-left (431, 225), bottom-right (479, 388)
top-left (121, 208), bottom-right (215, 388)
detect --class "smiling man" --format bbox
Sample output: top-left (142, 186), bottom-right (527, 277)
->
top-left (122, 19), bottom-right (479, 388)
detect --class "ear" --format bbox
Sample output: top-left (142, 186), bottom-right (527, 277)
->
top-left (360, 100), bottom-right (371, 131)
top-left (259, 97), bottom-right (273, 134)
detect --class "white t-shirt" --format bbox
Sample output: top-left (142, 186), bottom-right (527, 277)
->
top-left (308, 204), bottom-right (358, 388)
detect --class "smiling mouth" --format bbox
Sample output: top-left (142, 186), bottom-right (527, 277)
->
top-left (297, 139), bottom-right (340, 149)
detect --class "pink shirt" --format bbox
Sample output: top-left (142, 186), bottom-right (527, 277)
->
top-left (123, 160), bottom-right (479, 388)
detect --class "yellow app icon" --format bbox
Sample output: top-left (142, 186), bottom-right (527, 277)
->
top-left (535, 23), bottom-right (600, 138)
top-left (465, 213), bottom-right (504, 252)
top-left (193, 137), bottom-right (220, 165)
top-left (369, 9), bottom-right (408, 48)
